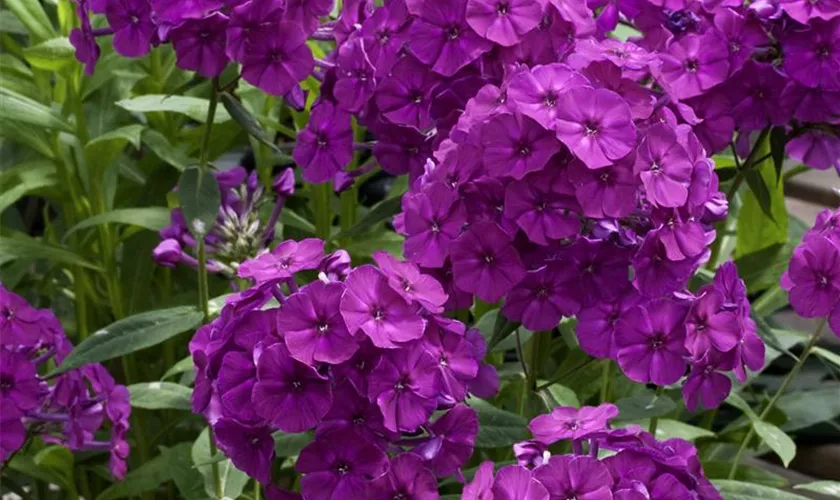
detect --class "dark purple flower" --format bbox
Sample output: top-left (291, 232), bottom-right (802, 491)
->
top-left (426, 404), bottom-right (479, 476)
top-left (504, 172), bottom-right (580, 245)
top-left (465, 0), bottom-right (543, 46)
top-left (374, 251), bottom-right (448, 313)
top-left (635, 124), bottom-right (693, 208)
top-left (481, 113), bottom-right (562, 180)
top-left (533, 455), bottom-right (614, 500)
top-left (151, 0), bottom-right (222, 25)
top-left (213, 419), bottom-right (275, 484)
top-left (360, 0), bottom-right (409, 76)
top-left (241, 24), bottom-right (315, 96)
top-left (407, 0), bottom-right (493, 76)
top-left (616, 299), bottom-right (689, 386)
top-left (217, 351), bottom-right (259, 422)
top-left (682, 352), bottom-right (732, 411)
top-left (508, 63), bottom-right (590, 129)
top-left (530, 404), bottom-right (619, 445)
top-left (0, 351), bottom-right (42, 411)
top-left (340, 265), bottom-right (426, 348)
top-left (297, 429), bottom-right (389, 500)
top-left (294, 100), bottom-right (353, 184)
top-left (781, 234), bottom-right (840, 317)
top-left (278, 280), bottom-right (358, 366)
top-left (786, 129), bottom-right (840, 171)
top-left (319, 380), bottom-right (394, 441)
top-left (576, 289), bottom-right (641, 359)
top-left (503, 265), bottom-right (579, 331)
top-left (169, 12), bottom-right (229, 78)
top-left (450, 221), bottom-right (526, 303)
top-left (462, 460), bottom-right (495, 500)
top-left (568, 156), bottom-right (637, 219)
top-left (493, 464), bottom-right (550, 500)
top-left (69, 17), bottom-right (100, 75)
top-left (367, 343), bottom-right (440, 432)
top-left (553, 87), bottom-right (636, 170)
top-left (685, 288), bottom-right (741, 355)
top-left (422, 322), bottom-right (479, 401)
top-left (402, 182), bottom-right (468, 268)
top-left (369, 453), bottom-right (439, 500)
top-left (252, 343), bottom-right (333, 433)
top-left (374, 56), bottom-right (439, 129)
top-left (0, 286), bottom-right (43, 347)
top-left (631, 235), bottom-right (697, 298)
top-left (371, 124), bottom-right (435, 177)
top-left (1, 407), bottom-right (26, 460)
top-left (105, 0), bottom-right (156, 58)
top-left (779, 0), bottom-right (840, 24)
top-left (226, 0), bottom-right (286, 61)
top-left (334, 37), bottom-right (377, 113)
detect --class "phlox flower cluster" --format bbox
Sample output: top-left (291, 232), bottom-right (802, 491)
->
top-left (0, 286), bottom-right (130, 479)
top-left (781, 207), bottom-right (840, 335)
top-left (464, 403), bottom-right (721, 500)
top-left (189, 239), bottom-right (499, 498)
top-left (152, 166), bottom-right (294, 278)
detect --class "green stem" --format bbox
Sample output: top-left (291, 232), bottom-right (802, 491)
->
top-left (600, 361), bottom-right (612, 403)
top-left (515, 329), bottom-right (530, 383)
top-left (700, 408), bottom-right (718, 431)
top-left (207, 428), bottom-right (224, 500)
top-left (197, 239), bottom-right (211, 322)
top-left (313, 182), bottom-right (332, 241)
top-left (728, 318), bottom-right (827, 479)
top-left (648, 386), bottom-right (666, 436)
top-left (199, 78), bottom-right (220, 168)
top-left (254, 481), bottom-right (261, 500)
top-left (536, 358), bottom-right (597, 391)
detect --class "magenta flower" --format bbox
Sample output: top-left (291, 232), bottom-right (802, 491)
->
top-left (450, 221), bottom-right (526, 303)
top-left (407, 0), bottom-right (492, 76)
top-left (781, 234), bottom-right (840, 317)
top-left (425, 405), bottom-right (479, 477)
top-left (0, 406), bottom-right (25, 462)
top-left (568, 157), bottom-right (637, 219)
top-left (779, 0), bottom-right (840, 24)
top-left (493, 465), bottom-right (550, 500)
top-left (655, 32), bottom-right (730, 99)
top-left (507, 63), bottom-right (590, 129)
top-left (634, 124), bottom-right (693, 208)
top-left (0, 351), bottom-right (42, 411)
top-left (373, 251), bottom-right (448, 313)
top-left (652, 209), bottom-right (709, 261)
top-left (340, 266), bottom-right (426, 348)
top-left (503, 265), bottom-right (579, 331)
top-left (374, 56), bottom-right (439, 129)
top-left (151, 0), bottom-right (222, 24)
top-left (297, 429), bottom-right (389, 500)
top-left (278, 281), bottom-right (358, 366)
top-left (226, 0), bottom-right (285, 62)
top-left (69, 23), bottom-right (100, 75)
top-left (422, 323), bottom-right (479, 401)
top-left (241, 24), bottom-right (314, 96)
top-left (319, 380), bottom-right (394, 441)
top-left (786, 129), bottom-right (840, 171)
top-left (169, 12), bottom-right (229, 78)
top-left (576, 289), bottom-right (641, 360)
top-left (529, 404), bottom-right (619, 445)
top-left (465, 0), bottom-right (543, 46)
top-left (237, 238), bottom-right (325, 284)
top-left (553, 87), bottom-right (636, 170)
top-left (481, 113), bottom-right (562, 179)
top-left (360, 0), bottom-right (409, 76)
top-left (369, 454), bottom-right (439, 500)
top-left (252, 343), bottom-right (333, 433)
top-left (217, 351), bottom-right (259, 423)
top-left (533, 455), bottom-right (614, 500)
top-left (685, 288), bottom-right (741, 355)
top-left (105, 0), bottom-right (155, 58)
top-left (0, 286), bottom-right (43, 346)
top-left (334, 37), bottom-right (377, 113)
top-left (402, 182), bottom-right (468, 268)
top-left (463, 461), bottom-right (495, 500)
top-left (682, 353), bottom-right (732, 411)
top-left (213, 420), bottom-right (274, 484)
top-left (615, 299), bottom-right (689, 386)
top-left (294, 100), bottom-right (353, 184)
top-left (712, 8), bottom-right (769, 71)
top-left (504, 171), bottom-right (581, 245)
top-left (367, 344), bottom-right (440, 432)
top-left (631, 235), bottom-right (697, 298)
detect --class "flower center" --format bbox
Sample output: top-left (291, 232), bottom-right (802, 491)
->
top-left (496, 2), bottom-right (509, 15)
top-left (336, 462), bottom-right (351, 475)
top-left (650, 335), bottom-right (665, 350)
top-left (270, 50), bottom-right (284, 62)
top-left (584, 122), bottom-right (599, 136)
top-left (316, 134), bottom-right (328, 148)
top-left (318, 322), bottom-right (329, 333)
top-left (291, 380), bottom-right (303, 391)
top-left (393, 493), bottom-right (408, 500)
top-left (564, 420), bottom-right (579, 430)
top-left (440, 356), bottom-right (449, 366)
top-left (599, 172), bottom-right (611, 182)
top-left (544, 92), bottom-right (557, 107)
top-left (411, 92), bottom-right (424, 104)
top-left (378, 29), bottom-right (390, 43)
top-left (685, 59), bottom-right (699, 72)
top-left (2, 307), bottom-right (12, 320)
top-left (130, 15), bottom-right (140, 24)
top-left (373, 309), bottom-right (385, 321)
top-left (518, 145), bottom-right (531, 157)
top-left (394, 377), bottom-right (408, 391)
top-left (447, 26), bottom-right (460, 40)
top-left (0, 376), bottom-right (13, 391)
top-left (817, 45), bottom-right (830, 59)
top-left (430, 221), bottom-right (441, 233)
top-left (483, 253), bottom-right (494, 264)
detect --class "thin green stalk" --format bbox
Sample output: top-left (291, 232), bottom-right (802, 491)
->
top-left (648, 386), bottom-right (666, 436)
top-left (313, 183), bottom-right (332, 241)
top-left (729, 318), bottom-right (827, 479)
top-left (700, 408), bottom-right (718, 431)
top-left (199, 78), bottom-right (221, 168)
top-left (255, 481), bottom-right (261, 500)
top-left (515, 329), bottom-right (530, 383)
top-left (198, 239), bottom-right (211, 322)
top-left (600, 361), bottom-right (612, 403)
top-left (536, 358), bottom-right (597, 391)
top-left (207, 427), bottom-right (224, 500)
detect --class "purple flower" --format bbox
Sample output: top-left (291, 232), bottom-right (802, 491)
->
top-left (465, 0), bottom-right (543, 46)
top-left (213, 420), bottom-right (275, 484)
top-left (422, 322), bottom-right (479, 401)
top-left (226, 0), bottom-right (286, 62)
top-left (503, 265), bottom-right (579, 331)
top-left (786, 129), bottom-right (840, 171)
top-left (779, 0), bottom-right (840, 24)
top-left (151, 0), bottom-right (222, 25)
top-left (634, 124), bottom-right (693, 208)
top-left (507, 63), bottom-right (590, 129)
top-left (576, 289), bottom-right (641, 360)
top-left (407, 0), bottom-right (493, 76)
top-left (69, 17), bottom-right (100, 75)
top-left (374, 251), bottom-right (448, 313)
top-left (504, 172), bottom-right (580, 245)
top-left (252, 343), bottom-right (333, 433)
top-left (278, 281), bottom-right (358, 366)
top-left (615, 299), bottom-right (689, 386)
top-left (0, 286), bottom-right (43, 346)
top-left (294, 100), bottom-right (353, 184)
top-left (463, 461), bottom-right (495, 500)
top-left (360, 0), bottom-right (409, 76)
top-left (682, 352), bottom-right (732, 411)
top-left (0, 405), bottom-right (25, 461)
top-left (238, 238), bottom-right (325, 284)
top-left (450, 221), bottom-right (526, 303)
top-left (533, 455), bottom-right (614, 500)
top-left (402, 183), bottom-right (468, 268)
top-left (283, 0), bottom-right (334, 34)
top-left (371, 124), bottom-right (435, 177)
top-left (568, 157), bottom-right (637, 219)
top-left (319, 380), bottom-right (394, 441)
top-left (217, 351), bottom-right (259, 422)
top-left (369, 453), bottom-right (439, 500)
top-left (631, 235), bottom-right (697, 298)
top-left (334, 37), bottom-right (377, 113)
top-left (655, 32), bottom-right (730, 100)
top-left (241, 24), bottom-right (314, 96)
top-left (0, 351), bottom-right (42, 411)
top-left (493, 465), bottom-right (550, 500)
top-left (553, 87), bottom-right (636, 170)
top-left (652, 209), bottom-right (709, 261)
top-left (530, 404), bottom-right (619, 445)
top-left (685, 288), bottom-right (741, 355)
top-left (712, 8), bottom-right (768, 72)
top-left (105, 0), bottom-right (156, 58)
top-left (374, 56), bottom-right (439, 129)
top-left (340, 265), bottom-right (426, 348)
top-left (297, 429), bottom-right (389, 500)
top-left (367, 343), bottom-right (440, 432)
top-left (781, 234), bottom-right (840, 317)
top-left (169, 12), bottom-right (229, 78)
top-left (481, 113), bottom-right (562, 180)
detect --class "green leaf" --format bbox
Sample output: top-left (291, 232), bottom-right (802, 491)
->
top-left (64, 207), bottom-right (171, 240)
top-left (142, 129), bottom-right (192, 170)
top-left (129, 381), bottom-right (193, 411)
top-left (0, 160), bottom-right (57, 214)
top-left (346, 231), bottom-right (404, 259)
top-left (736, 141), bottom-right (788, 257)
top-left (53, 306), bottom-right (204, 375)
top-left (0, 87), bottom-right (72, 132)
top-left (3, 0), bottom-right (55, 41)
top-left (753, 421), bottom-right (796, 467)
top-left (162, 355), bottom-right (195, 380)
top-left (614, 390), bottom-right (676, 421)
top-left (86, 124), bottom-right (145, 164)
top-left (627, 419), bottom-right (714, 442)
top-left (475, 309), bottom-right (523, 353)
top-left (712, 480), bottom-right (810, 500)
top-left (96, 451), bottom-right (172, 500)
top-left (814, 346), bottom-right (840, 370)
top-left (117, 95), bottom-right (231, 123)
top-left (470, 398), bottom-right (530, 448)
top-left (702, 460), bottom-right (788, 488)
top-left (23, 37), bottom-right (75, 71)
top-left (273, 431), bottom-right (312, 457)
top-left (541, 383), bottom-right (580, 408)
top-left (0, 9), bottom-right (28, 35)
top-left (0, 235), bottom-right (101, 270)
top-left (769, 127), bottom-right (787, 184)
top-left (193, 428), bottom-right (250, 500)
top-left (333, 195), bottom-right (402, 240)
top-left (33, 446), bottom-right (76, 496)
top-left (726, 392), bottom-right (760, 420)
top-left (220, 91), bottom-right (280, 153)
top-left (777, 384), bottom-right (840, 431)
top-left (179, 167), bottom-right (221, 238)
top-left (162, 443), bottom-right (207, 500)
top-left (743, 169), bottom-right (776, 224)
top-left (794, 481), bottom-right (840, 498)
top-left (280, 208), bottom-right (316, 234)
